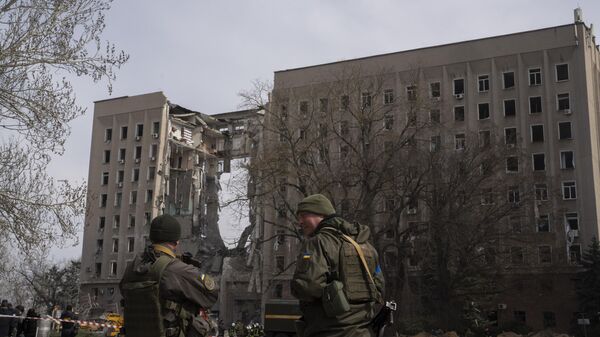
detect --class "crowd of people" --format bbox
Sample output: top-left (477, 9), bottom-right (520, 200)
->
top-left (0, 300), bottom-right (78, 337)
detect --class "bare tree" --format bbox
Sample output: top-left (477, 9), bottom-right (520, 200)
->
top-left (0, 0), bottom-right (128, 258)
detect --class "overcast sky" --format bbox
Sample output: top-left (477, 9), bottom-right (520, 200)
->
top-left (46, 0), bottom-right (600, 260)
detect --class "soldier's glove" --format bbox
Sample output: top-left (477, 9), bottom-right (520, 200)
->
top-left (180, 252), bottom-right (202, 268)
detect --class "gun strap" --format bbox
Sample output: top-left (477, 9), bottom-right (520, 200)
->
top-left (341, 234), bottom-right (376, 287)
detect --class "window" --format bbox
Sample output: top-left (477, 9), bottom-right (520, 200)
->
top-left (110, 262), bottom-right (117, 276)
top-left (340, 121), bottom-right (349, 137)
top-left (504, 99), bottom-right (516, 117)
top-left (101, 172), bottom-right (109, 185)
top-left (118, 148), bottom-right (126, 162)
top-left (275, 256), bottom-right (285, 273)
top-left (361, 92), bottom-right (372, 108)
top-left (134, 146), bottom-right (142, 160)
top-left (103, 150), bottom-right (111, 164)
top-left (454, 106), bottom-right (465, 121)
top-left (556, 64), bottom-right (569, 81)
top-left (148, 166), bottom-right (156, 181)
top-left (319, 98), bottom-right (328, 113)
top-left (146, 189), bottom-right (154, 203)
top-left (145, 212), bottom-right (151, 225)
top-left (127, 237), bottom-right (135, 253)
top-left (298, 129), bottom-right (306, 140)
top-left (506, 156), bottom-right (519, 172)
top-left (505, 128), bottom-right (517, 145)
top-left (529, 96), bottom-right (542, 114)
top-left (299, 101), bottom-right (308, 116)
top-left (430, 82), bottom-right (441, 98)
top-left (562, 181), bottom-right (577, 200)
top-left (560, 151), bottom-right (575, 169)
top-left (569, 245), bottom-right (582, 264)
top-left (383, 89), bottom-right (394, 105)
top-left (529, 68), bottom-right (542, 86)
top-left (384, 114), bottom-right (394, 130)
top-left (558, 122), bottom-right (572, 140)
top-left (280, 104), bottom-right (288, 120)
top-left (96, 239), bottom-right (104, 253)
top-left (100, 194), bottom-right (107, 208)
top-left (99, 216), bottom-right (106, 230)
top-left (117, 170), bottom-right (124, 183)
top-left (132, 168), bottom-right (139, 182)
top-left (511, 247), bottom-right (524, 265)
top-left (477, 103), bottom-right (490, 120)
top-left (274, 284), bottom-right (283, 298)
top-left (503, 72), bottom-right (515, 89)
top-left (136, 124), bottom-right (144, 138)
top-left (566, 212), bottom-right (579, 230)
top-left (557, 93), bottom-right (570, 111)
top-left (508, 186), bottom-right (520, 204)
top-left (95, 263), bottom-right (102, 277)
top-left (510, 216), bottom-right (522, 233)
top-left (430, 135), bottom-right (441, 152)
top-left (340, 95), bottom-right (349, 110)
top-left (532, 153), bottom-right (546, 171)
top-left (121, 126), bottom-right (128, 140)
top-left (407, 111), bottom-right (416, 127)
top-left (129, 215), bottom-right (135, 228)
top-left (152, 121), bottom-right (160, 135)
top-left (478, 75), bottom-right (489, 92)
top-left (276, 229), bottom-right (286, 246)
top-left (115, 192), bottom-right (122, 207)
top-left (479, 130), bottom-right (491, 148)
top-left (150, 144), bottom-right (158, 159)
top-left (531, 125), bottom-right (544, 142)
top-left (130, 190), bottom-right (137, 205)
top-left (430, 109), bottom-right (440, 123)
top-left (105, 128), bottom-right (112, 142)
top-left (539, 246), bottom-right (552, 264)
top-left (112, 239), bottom-right (119, 253)
top-left (406, 85), bottom-right (417, 101)
top-left (535, 183), bottom-right (548, 201)
top-left (453, 78), bottom-right (465, 95)
top-left (455, 133), bottom-right (466, 150)
top-left (543, 312), bottom-right (556, 328)
top-left (537, 214), bottom-right (550, 232)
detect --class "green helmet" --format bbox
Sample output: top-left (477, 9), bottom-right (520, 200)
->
top-left (149, 214), bottom-right (181, 243)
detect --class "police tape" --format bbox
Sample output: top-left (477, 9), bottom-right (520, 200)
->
top-left (0, 314), bottom-right (122, 329)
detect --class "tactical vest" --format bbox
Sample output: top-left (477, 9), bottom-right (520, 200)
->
top-left (121, 255), bottom-right (193, 337)
top-left (321, 227), bottom-right (381, 303)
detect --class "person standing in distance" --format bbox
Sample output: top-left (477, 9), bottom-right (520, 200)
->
top-left (120, 214), bottom-right (218, 337)
top-left (291, 194), bottom-right (385, 337)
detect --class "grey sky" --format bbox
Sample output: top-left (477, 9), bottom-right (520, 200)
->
top-left (46, 0), bottom-right (600, 259)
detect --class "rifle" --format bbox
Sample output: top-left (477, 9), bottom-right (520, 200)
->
top-left (371, 301), bottom-right (397, 337)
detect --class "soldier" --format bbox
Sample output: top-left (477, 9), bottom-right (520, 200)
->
top-left (291, 194), bottom-right (385, 337)
top-left (120, 214), bottom-right (218, 337)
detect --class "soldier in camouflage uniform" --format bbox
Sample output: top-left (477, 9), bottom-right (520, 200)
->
top-left (120, 214), bottom-right (218, 337)
top-left (291, 194), bottom-right (385, 337)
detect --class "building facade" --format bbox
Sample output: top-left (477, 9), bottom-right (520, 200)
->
top-left (257, 14), bottom-right (600, 332)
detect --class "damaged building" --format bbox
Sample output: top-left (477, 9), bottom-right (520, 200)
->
top-left (78, 92), bottom-right (261, 319)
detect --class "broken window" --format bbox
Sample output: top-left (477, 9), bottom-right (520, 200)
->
top-left (557, 93), bottom-right (570, 111)
top-left (454, 106), bottom-right (465, 121)
top-left (430, 82), bottom-right (441, 98)
top-left (562, 181), bottom-right (577, 200)
top-left (384, 89), bottom-right (394, 105)
top-left (558, 122), bottom-right (572, 140)
top-left (478, 75), bottom-right (489, 92)
top-left (555, 64), bottom-right (569, 81)
top-left (566, 212), bottom-right (579, 231)
top-left (560, 151), bottom-right (575, 169)
top-left (478, 103), bottom-right (490, 120)
top-left (503, 71), bottom-right (515, 89)
top-left (529, 96), bottom-right (542, 114)
top-left (529, 68), bottom-right (542, 86)
top-left (532, 153), bottom-right (545, 171)
top-left (537, 214), bottom-right (550, 232)
top-left (453, 78), bottom-right (464, 95)
top-left (539, 246), bottom-right (552, 264)
top-left (504, 99), bottom-right (516, 117)
top-left (531, 125), bottom-right (544, 142)
top-left (506, 156), bottom-right (519, 173)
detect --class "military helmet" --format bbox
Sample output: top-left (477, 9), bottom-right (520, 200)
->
top-left (149, 214), bottom-right (181, 243)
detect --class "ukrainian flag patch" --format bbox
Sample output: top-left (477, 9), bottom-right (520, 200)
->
top-left (302, 252), bottom-right (311, 260)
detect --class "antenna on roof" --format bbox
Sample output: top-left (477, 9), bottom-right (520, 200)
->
top-left (574, 7), bottom-right (583, 23)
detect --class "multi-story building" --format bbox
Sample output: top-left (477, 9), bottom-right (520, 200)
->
top-left (79, 92), bottom-right (259, 315)
top-left (257, 11), bottom-right (599, 332)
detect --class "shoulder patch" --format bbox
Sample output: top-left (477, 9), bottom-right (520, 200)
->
top-left (201, 274), bottom-right (215, 291)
